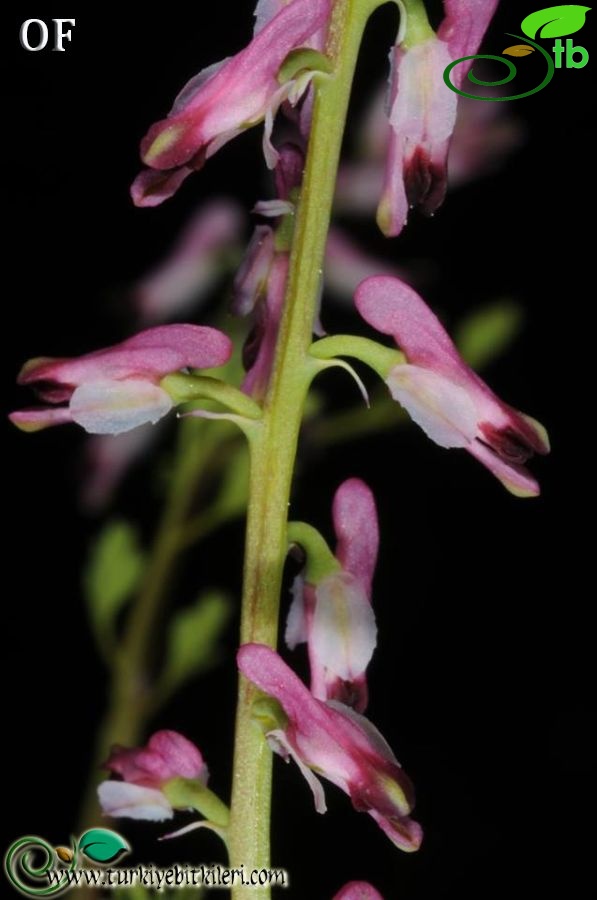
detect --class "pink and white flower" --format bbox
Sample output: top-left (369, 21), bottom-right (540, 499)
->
top-left (238, 643), bottom-right (422, 852)
top-left (132, 0), bottom-right (331, 206)
top-left (98, 730), bottom-right (207, 822)
top-left (355, 276), bottom-right (549, 496)
top-left (9, 324), bottom-right (232, 435)
top-left (286, 478), bottom-right (379, 712)
top-left (377, 0), bottom-right (499, 236)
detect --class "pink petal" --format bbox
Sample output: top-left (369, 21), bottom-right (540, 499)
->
top-left (97, 781), bottom-right (173, 821)
top-left (19, 324), bottom-right (232, 388)
top-left (332, 478), bottom-right (378, 593)
top-left (105, 730), bottom-right (207, 787)
top-left (355, 276), bottom-right (469, 381)
top-left (148, 730), bottom-right (208, 782)
top-left (333, 883), bottom-right (384, 900)
top-left (467, 440), bottom-right (541, 498)
top-left (139, 0), bottom-right (331, 172)
top-left (439, 0), bottom-right (500, 77)
top-left (232, 226), bottom-right (276, 316)
top-left (130, 165), bottom-right (194, 207)
top-left (9, 406), bottom-right (73, 432)
top-left (368, 807), bottom-right (424, 852)
top-left (69, 380), bottom-right (173, 435)
top-left (241, 253), bottom-right (289, 398)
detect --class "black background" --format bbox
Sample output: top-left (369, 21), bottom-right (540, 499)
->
top-left (2, 2), bottom-right (594, 898)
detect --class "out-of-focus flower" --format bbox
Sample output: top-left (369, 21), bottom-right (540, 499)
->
top-left (81, 427), bottom-right (160, 512)
top-left (98, 730), bottom-right (207, 821)
top-left (9, 325), bottom-right (232, 435)
top-left (238, 643), bottom-right (422, 852)
top-left (377, 0), bottom-right (499, 236)
top-left (355, 276), bottom-right (549, 496)
top-left (132, 0), bottom-right (332, 207)
top-left (324, 228), bottom-right (411, 303)
top-left (333, 883), bottom-right (384, 900)
top-left (134, 199), bottom-right (244, 322)
top-left (286, 478), bottom-right (378, 712)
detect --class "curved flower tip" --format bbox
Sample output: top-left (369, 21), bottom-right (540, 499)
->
top-left (333, 883), bottom-right (384, 900)
top-left (98, 730), bottom-right (207, 822)
top-left (135, 199), bottom-right (244, 322)
top-left (10, 324), bottom-right (232, 436)
top-left (238, 643), bottom-right (422, 853)
top-left (333, 478), bottom-right (378, 594)
top-left (104, 730), bottom-right (208, 787)
top-left (132, 0), bottom-right (331, 206)
top-left (355, 276), bottom-right (549, 496)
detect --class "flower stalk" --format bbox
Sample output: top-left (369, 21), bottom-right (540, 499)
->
top-left (227, 1), bottom-right (383, 894)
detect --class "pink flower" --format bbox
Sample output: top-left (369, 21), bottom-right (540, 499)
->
top-left (377, 0), bottom-right (499, 236)
top-left (9, 324), bottom-right (232, 435)
top-left (98, 730), bottom-right (207, 821)
top-left (132, 0), bottom-right (331, 207)
top-left (333, 884), bottom-right (384, 900)
top-left (237, 644), bottom-right (422, 852)
top-left (134, 199), bottom-right (244, 322)
top-left (286, 479), bottom-right (378, 712)
top-left (232, 143), bottom-right (303, 398)
top-left (325, 228), bottom-right (411, 303)
top-left (355, 276), bottom-right (549, 496)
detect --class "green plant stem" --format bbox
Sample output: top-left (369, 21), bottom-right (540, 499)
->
top-left (77, 422), bottom-right (237, 831)
top-left (227, 2), bottom-right (382, 896)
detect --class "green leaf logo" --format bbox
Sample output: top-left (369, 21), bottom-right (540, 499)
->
top-left (521, 5), bottom-right (591, 39)
top-left (78, 829), bottom-right (130, 864)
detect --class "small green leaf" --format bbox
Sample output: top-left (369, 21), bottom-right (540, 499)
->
top-left (158, 592), bottom-right (231, 698)
top-left (455, 301), bottom-right (524, 370)
top-left (84, 521), bottom-right (146, 646)
top-left (78, 828), bottom-right (130, 864)
top-left (521, 5), bottom-right (590, 39)
top-left (503, 44), bottom-right (535, 56)
top-left (278, 48), bottom-right (332, 85)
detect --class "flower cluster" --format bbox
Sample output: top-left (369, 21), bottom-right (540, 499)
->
top-left (11, 1), bottom-right (551, 897)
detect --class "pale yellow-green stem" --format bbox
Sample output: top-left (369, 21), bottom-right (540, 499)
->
top-left (227, 2), bottom-right (385, 896)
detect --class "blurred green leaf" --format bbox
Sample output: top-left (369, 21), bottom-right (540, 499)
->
top-left (214, 445), bottom-right (249, 520)
top-left (84, 521), bottom-right (146, 648)
top-left (455, 300), bottom-right (524, 370)
top-left (158, 592), bottom-right (231, 701)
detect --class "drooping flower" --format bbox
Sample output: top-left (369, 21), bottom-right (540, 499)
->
top-left (377, 0), bottom-right (499, 236)
top-left (98, 730), bottom-right (207, 821)
top-left (238, 643), bottom-right (423, 852)
top-left (286, 478), bottom-right (378, 712)
top-left (134, 199), bottom-right (244, 322)
top-left (132, 0), bottom-right (331, 206)
top-left (9, 324), bottom-right (232, 435)
top-left (355, 276), bottom-right (549, 496)
top-left (333, 883), bottom-right (384, 900)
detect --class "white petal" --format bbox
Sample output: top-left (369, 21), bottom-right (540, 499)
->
top-left (97, 781), bottom-right (173, 821)
top-left (285, 575), bottom-right (308, 649)
top-left (267, 729), bottom-right (327, 814)
top-left (312, 573), bottom-right (377, 680)
top-left (70, 379), bottom-right (173, 435)
top-left (387, 364), bottom-right (478, 449)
